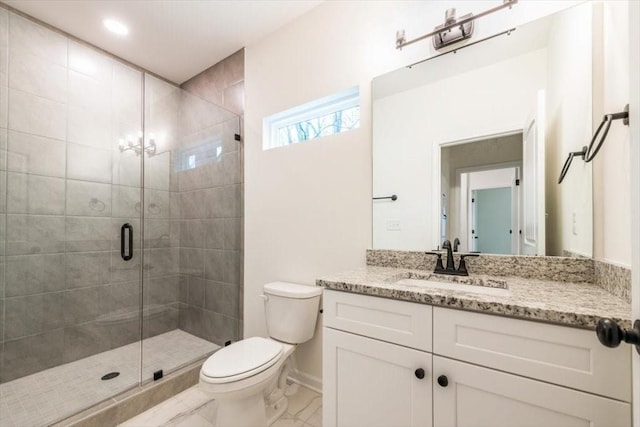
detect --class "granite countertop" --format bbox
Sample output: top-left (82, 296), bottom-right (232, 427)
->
top-left (316, 266), bottom-right (632, 330)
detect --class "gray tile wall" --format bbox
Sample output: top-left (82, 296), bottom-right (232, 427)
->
top-left (1, 8), bottom-right (7, 377)
top-left (0, 10), bottom-right (183, 384)
top-left (142, 76), bottom-right (183, 346)
top-left (179, 50), bottom-right (244, 345)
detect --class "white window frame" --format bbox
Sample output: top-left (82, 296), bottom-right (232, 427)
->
top-left (263, 86), bottom-right (360, 150)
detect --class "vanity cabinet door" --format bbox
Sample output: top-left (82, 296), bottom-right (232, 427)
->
top-left (433, 356), bottom-right (631, 427)
top-left (323, 327), bottom-right (432, 427)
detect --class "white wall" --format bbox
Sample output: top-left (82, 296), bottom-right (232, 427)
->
top-left (592, 1), bottom-right (632, 266)
top-left (244, 0), bottom-right (581, 385)
top-left (628, 0), bottom-right (640, 423)
top-left (545, 3), bottom-right (594, 258)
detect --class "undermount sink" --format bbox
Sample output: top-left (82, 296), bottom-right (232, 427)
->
top-left (393, 272), bottom-right (510, 296)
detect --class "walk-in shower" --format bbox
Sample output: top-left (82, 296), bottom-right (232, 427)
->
top-left (0, 7), bottom-right (242, 426)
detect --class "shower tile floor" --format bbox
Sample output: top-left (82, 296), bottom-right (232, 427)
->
top-left (0, 330), bottom-right (219, 427)
top-left (120, 382), bottom-right (322, 427)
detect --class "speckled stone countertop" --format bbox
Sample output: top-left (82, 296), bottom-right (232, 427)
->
top-left (316, 266), bottom-right (632, 330)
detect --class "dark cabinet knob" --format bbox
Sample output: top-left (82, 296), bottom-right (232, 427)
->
top-left (596, 318), bottom-right (640, 354)
top-left (414, 368), bottom-right (425, 379)
top-left (437, 375), bottom-right (448, 387)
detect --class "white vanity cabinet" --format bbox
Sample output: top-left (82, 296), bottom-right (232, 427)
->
top-left (324, 328), bottom-right (433, 427)
top-left (322, 290), bottom-right (632, 427)
top-left (433, 356), bottom-right (629, 427)
top-left (323, 290), bottom-right (433, 427)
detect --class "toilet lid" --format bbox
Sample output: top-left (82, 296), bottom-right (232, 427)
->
top-left (202, 337), bottom-right (283, 380)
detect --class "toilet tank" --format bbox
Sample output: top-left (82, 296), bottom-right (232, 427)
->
top-left (263, 282), bottom-right (322, 344)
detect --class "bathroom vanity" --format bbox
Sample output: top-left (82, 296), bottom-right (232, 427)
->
top-left (318, 260), bottom-right (632, 427)
top-left (323, 2), bottom-right (636, 425)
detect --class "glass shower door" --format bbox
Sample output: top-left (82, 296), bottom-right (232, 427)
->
top-left (0, 9), bottom-right (144, 426)
top-left (140, 75), bottom-right (241, 381)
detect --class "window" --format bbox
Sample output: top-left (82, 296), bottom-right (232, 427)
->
top-left (175, 136), bottom-right (223, 172)
top-left (263, 86), bottom-right (360, 150)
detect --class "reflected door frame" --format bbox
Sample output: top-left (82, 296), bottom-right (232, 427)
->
top-left (432, 129), bottom-right (522, 252)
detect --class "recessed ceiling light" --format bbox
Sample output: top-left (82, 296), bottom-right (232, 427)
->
top-left (103, 19), bottom-right (129, 36)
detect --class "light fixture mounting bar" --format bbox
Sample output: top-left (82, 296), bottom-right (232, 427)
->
top-left (396, 0), bottom-right (518, 50)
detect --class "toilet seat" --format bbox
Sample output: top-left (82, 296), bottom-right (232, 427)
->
top-left (201, 337), bottom-right (283, 384)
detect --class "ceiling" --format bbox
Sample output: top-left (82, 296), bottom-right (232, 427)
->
top-left (4, 0), bottom-right (322, 84)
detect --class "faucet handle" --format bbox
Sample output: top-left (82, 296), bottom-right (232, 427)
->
top-left (425, 252), bottom-right (445, 273)
top-left (457, 253), bottom-right (480, 276)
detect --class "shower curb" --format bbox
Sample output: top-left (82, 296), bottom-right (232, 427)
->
top-left (50, 358), bottom-right (207, 427)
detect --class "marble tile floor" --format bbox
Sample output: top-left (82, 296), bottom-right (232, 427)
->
top-left (120, 382), bottom-right (322, 427)
top-left (0, 330), bottom-right (219, 427)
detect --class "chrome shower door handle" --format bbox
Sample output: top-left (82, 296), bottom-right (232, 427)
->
top-left (121, 223), bottom-right (133, 261)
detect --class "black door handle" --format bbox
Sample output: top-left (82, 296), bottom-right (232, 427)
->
top-left (414, 368), bottom-right (425, 380)
top-left (121, 223), bottom-right (133, 261)
top-left (596, 318), bottom-right (640, 354)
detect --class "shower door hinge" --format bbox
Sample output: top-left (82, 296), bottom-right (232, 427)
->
top-left (234, 134), bottom-right (241, 141)
top-left (153, 370), bottom-right (163, 381)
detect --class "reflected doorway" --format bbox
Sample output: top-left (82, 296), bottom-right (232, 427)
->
top-left (472, 187), bottom-right (513, 254)
top-left (440, 133), bottom-right (523, 254)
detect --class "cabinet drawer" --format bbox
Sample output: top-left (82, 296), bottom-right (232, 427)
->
top-left (323, 290), bottom-right (432, 351)
top-left (433, 307), bottom-right (631, 402)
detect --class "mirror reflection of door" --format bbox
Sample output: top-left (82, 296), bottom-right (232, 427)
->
top-left (521, 90), bottom-right (546, 255)
top-left (441, 134), bottom-right (522, 254)
top-left (472, 187), bottom-right (513, 254)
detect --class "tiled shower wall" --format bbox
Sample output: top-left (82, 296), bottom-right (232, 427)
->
top-left (178, 50), bottom-right (244, 344)
top-left (141, 76), bottom-right (182, 342)
top-left (0, 10), bottom-right (183, 383)
top-left (0, 11), bottom-right (142, 382)
top-left (0, 7), bottom-right (242, 384)
top-left (0, 7), bottom-right (7, 382)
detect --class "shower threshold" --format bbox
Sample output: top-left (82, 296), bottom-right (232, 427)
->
top-left (0, 330), bottom-right (219, 427)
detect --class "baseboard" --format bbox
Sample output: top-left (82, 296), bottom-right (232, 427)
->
top-left (288, 369), bottom-right (322, 394)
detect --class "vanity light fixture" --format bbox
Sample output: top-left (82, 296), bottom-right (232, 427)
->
top-left (396, 0), bottom-right (517, 51)
top-left (103, 18), bottom-right (129, 36)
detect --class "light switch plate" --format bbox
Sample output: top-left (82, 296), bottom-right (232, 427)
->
top-left (386, 219), bottom-right (401, 231)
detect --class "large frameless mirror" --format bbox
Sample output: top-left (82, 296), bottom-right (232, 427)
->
top-left (372, 2), bottom-right (595, 257)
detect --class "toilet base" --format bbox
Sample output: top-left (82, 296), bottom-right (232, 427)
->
top-left (215, 393), bottom-right (289, 427)
top-left (266, 395), bottom-right (289, 425)
top-left (217, 392), bottom-right (267, 427)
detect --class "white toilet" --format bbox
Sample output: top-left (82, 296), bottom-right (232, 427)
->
top-left (199, 282), bottom-right (322, 427)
